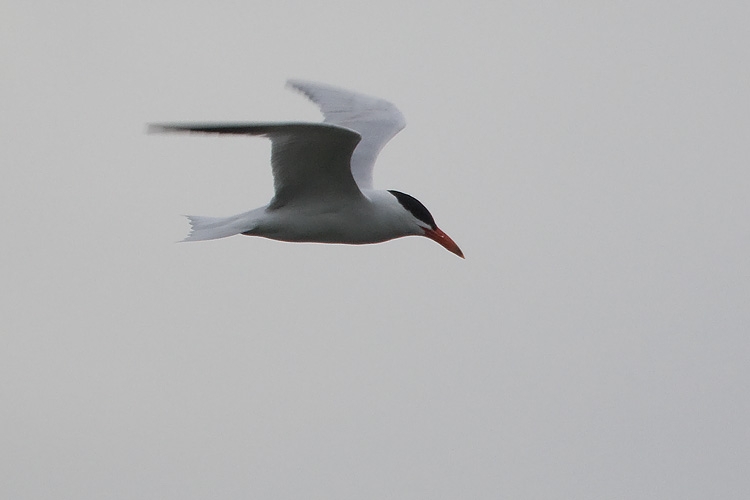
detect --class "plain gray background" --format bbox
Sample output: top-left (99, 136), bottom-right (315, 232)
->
top-left (2, 1), bottom-right (748, 499)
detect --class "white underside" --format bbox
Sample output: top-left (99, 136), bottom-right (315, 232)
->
top-left (183, 190), bottom-right (423, 244)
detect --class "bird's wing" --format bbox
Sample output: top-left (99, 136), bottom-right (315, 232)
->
top-left (286, 79), bottom-right (406, 190)
top-left (149, 122), bottom-right (364, 208)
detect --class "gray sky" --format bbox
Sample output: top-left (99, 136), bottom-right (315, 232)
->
top-left (2, 1), bottom-right (749, 499)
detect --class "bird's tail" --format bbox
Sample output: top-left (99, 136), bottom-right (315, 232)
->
top-left (182, 210), bottom-right (262, 242)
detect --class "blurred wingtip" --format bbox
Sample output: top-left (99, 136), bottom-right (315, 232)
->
top-left (285, 78), bottom-right (308, 95)
top-left (146, 123), bottom-right (168, 134)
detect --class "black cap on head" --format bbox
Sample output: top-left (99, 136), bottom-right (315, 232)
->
top-left (388, 190), bottom-right (437, 229)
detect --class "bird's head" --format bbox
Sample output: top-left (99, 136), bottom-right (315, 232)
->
top-left (388, 190), bottom-right (464, 258)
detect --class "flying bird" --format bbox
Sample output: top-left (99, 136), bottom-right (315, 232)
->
top-left (150, 79), bottom-right (463, 258)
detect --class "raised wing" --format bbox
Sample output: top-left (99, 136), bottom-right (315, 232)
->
top-left (149, 122), bottom-right (364, 208)
top-left (287, 79), bottom-right (406, 190)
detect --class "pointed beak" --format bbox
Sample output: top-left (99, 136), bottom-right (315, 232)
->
top-left (423, 227), bottom-right (464, 258)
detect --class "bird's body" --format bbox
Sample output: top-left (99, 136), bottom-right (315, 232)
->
top-left (239, 190), bottom-right (424, 244)
top-left (150, 80), bottom-right (463, 257)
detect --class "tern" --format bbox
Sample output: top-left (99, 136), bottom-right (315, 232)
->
top-left (150, 79), bottom-right (463, 258)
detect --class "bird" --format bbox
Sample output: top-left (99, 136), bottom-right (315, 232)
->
top-left (149, 79), bottom-right (463, 258)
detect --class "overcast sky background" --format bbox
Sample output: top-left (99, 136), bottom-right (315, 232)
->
top-left (2, 1), bottom-right (749, 499)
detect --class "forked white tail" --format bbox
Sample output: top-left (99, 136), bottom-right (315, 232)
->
top-left (182, 209), bottom-right (263, 242)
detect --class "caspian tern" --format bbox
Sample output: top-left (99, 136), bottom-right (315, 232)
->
top-left (150, 79), bottom-right (463, 258)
